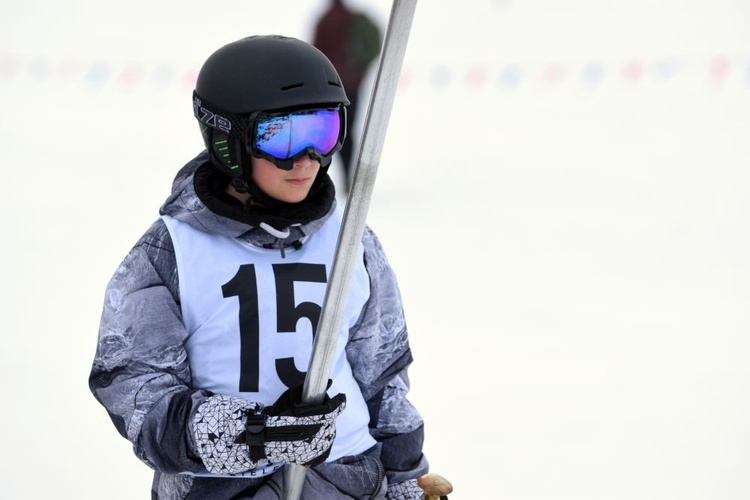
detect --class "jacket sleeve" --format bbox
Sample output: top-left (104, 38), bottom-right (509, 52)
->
top-left (88, 219), bottom-right (207, 474)
top-left (348, 226), bottom-right (430, 484)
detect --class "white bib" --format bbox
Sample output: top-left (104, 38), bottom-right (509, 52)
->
top-left (162, 210), bottom-right (376, 464)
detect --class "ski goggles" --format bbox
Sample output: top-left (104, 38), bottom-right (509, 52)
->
top-left (247, 106), bottom-right (346, 171)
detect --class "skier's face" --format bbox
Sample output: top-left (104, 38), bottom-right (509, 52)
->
top-left (250, 154), bottom-right (321, 203)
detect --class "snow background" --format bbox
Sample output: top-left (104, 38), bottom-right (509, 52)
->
top-left (2, 0), bottom-right (750, 498)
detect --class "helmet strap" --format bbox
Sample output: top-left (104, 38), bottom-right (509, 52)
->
top-left (202, 126), bottom-right (258, 190)
top-left (230, 177), bottom-right (250, 194)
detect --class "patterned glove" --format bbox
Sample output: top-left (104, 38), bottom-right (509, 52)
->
top-left (259, 383), bottom-right (346, 467)
top-left (192, 385), bottom-right (346, 475)
top-left (387, 478), bottom-right (425, 500)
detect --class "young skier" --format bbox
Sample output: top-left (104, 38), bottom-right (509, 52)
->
top-left (89, 35), bottom-right (429, 499)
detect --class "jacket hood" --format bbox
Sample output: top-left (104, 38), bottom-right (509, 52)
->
top-left (159, 151), bottom-right (337, 249)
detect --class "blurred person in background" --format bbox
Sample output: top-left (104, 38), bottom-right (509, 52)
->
top-left (313, 0), bottom-right (382, 192)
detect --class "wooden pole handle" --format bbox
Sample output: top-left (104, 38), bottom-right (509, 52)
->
top-left (417, 473), bottom-right (453, 499)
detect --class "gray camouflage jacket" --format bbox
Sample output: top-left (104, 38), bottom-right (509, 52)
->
top-left (89, 152), bottom-right (428, 499)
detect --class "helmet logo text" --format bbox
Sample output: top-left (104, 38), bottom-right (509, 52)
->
top-left (193, 96), bottom-right (232, 133)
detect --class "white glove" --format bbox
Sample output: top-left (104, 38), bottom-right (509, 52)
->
top-left (192, 385), bottom-right (346, 475)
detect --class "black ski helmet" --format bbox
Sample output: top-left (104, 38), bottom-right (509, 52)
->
top-left (193, 35), bottom-right (350, 184)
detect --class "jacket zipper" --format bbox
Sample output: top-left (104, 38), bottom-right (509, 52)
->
top-left (369, 456), bottom-right (385, 500)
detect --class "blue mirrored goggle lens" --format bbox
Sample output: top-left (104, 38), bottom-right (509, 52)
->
top-left (254, 109), bottom-right (341, 160)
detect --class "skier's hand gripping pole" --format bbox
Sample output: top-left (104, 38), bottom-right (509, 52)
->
top-left (282, 0), bottom-right (419, 499)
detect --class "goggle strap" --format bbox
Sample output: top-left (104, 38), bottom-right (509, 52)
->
top-left (194, 91), bottom-right (252, 140)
